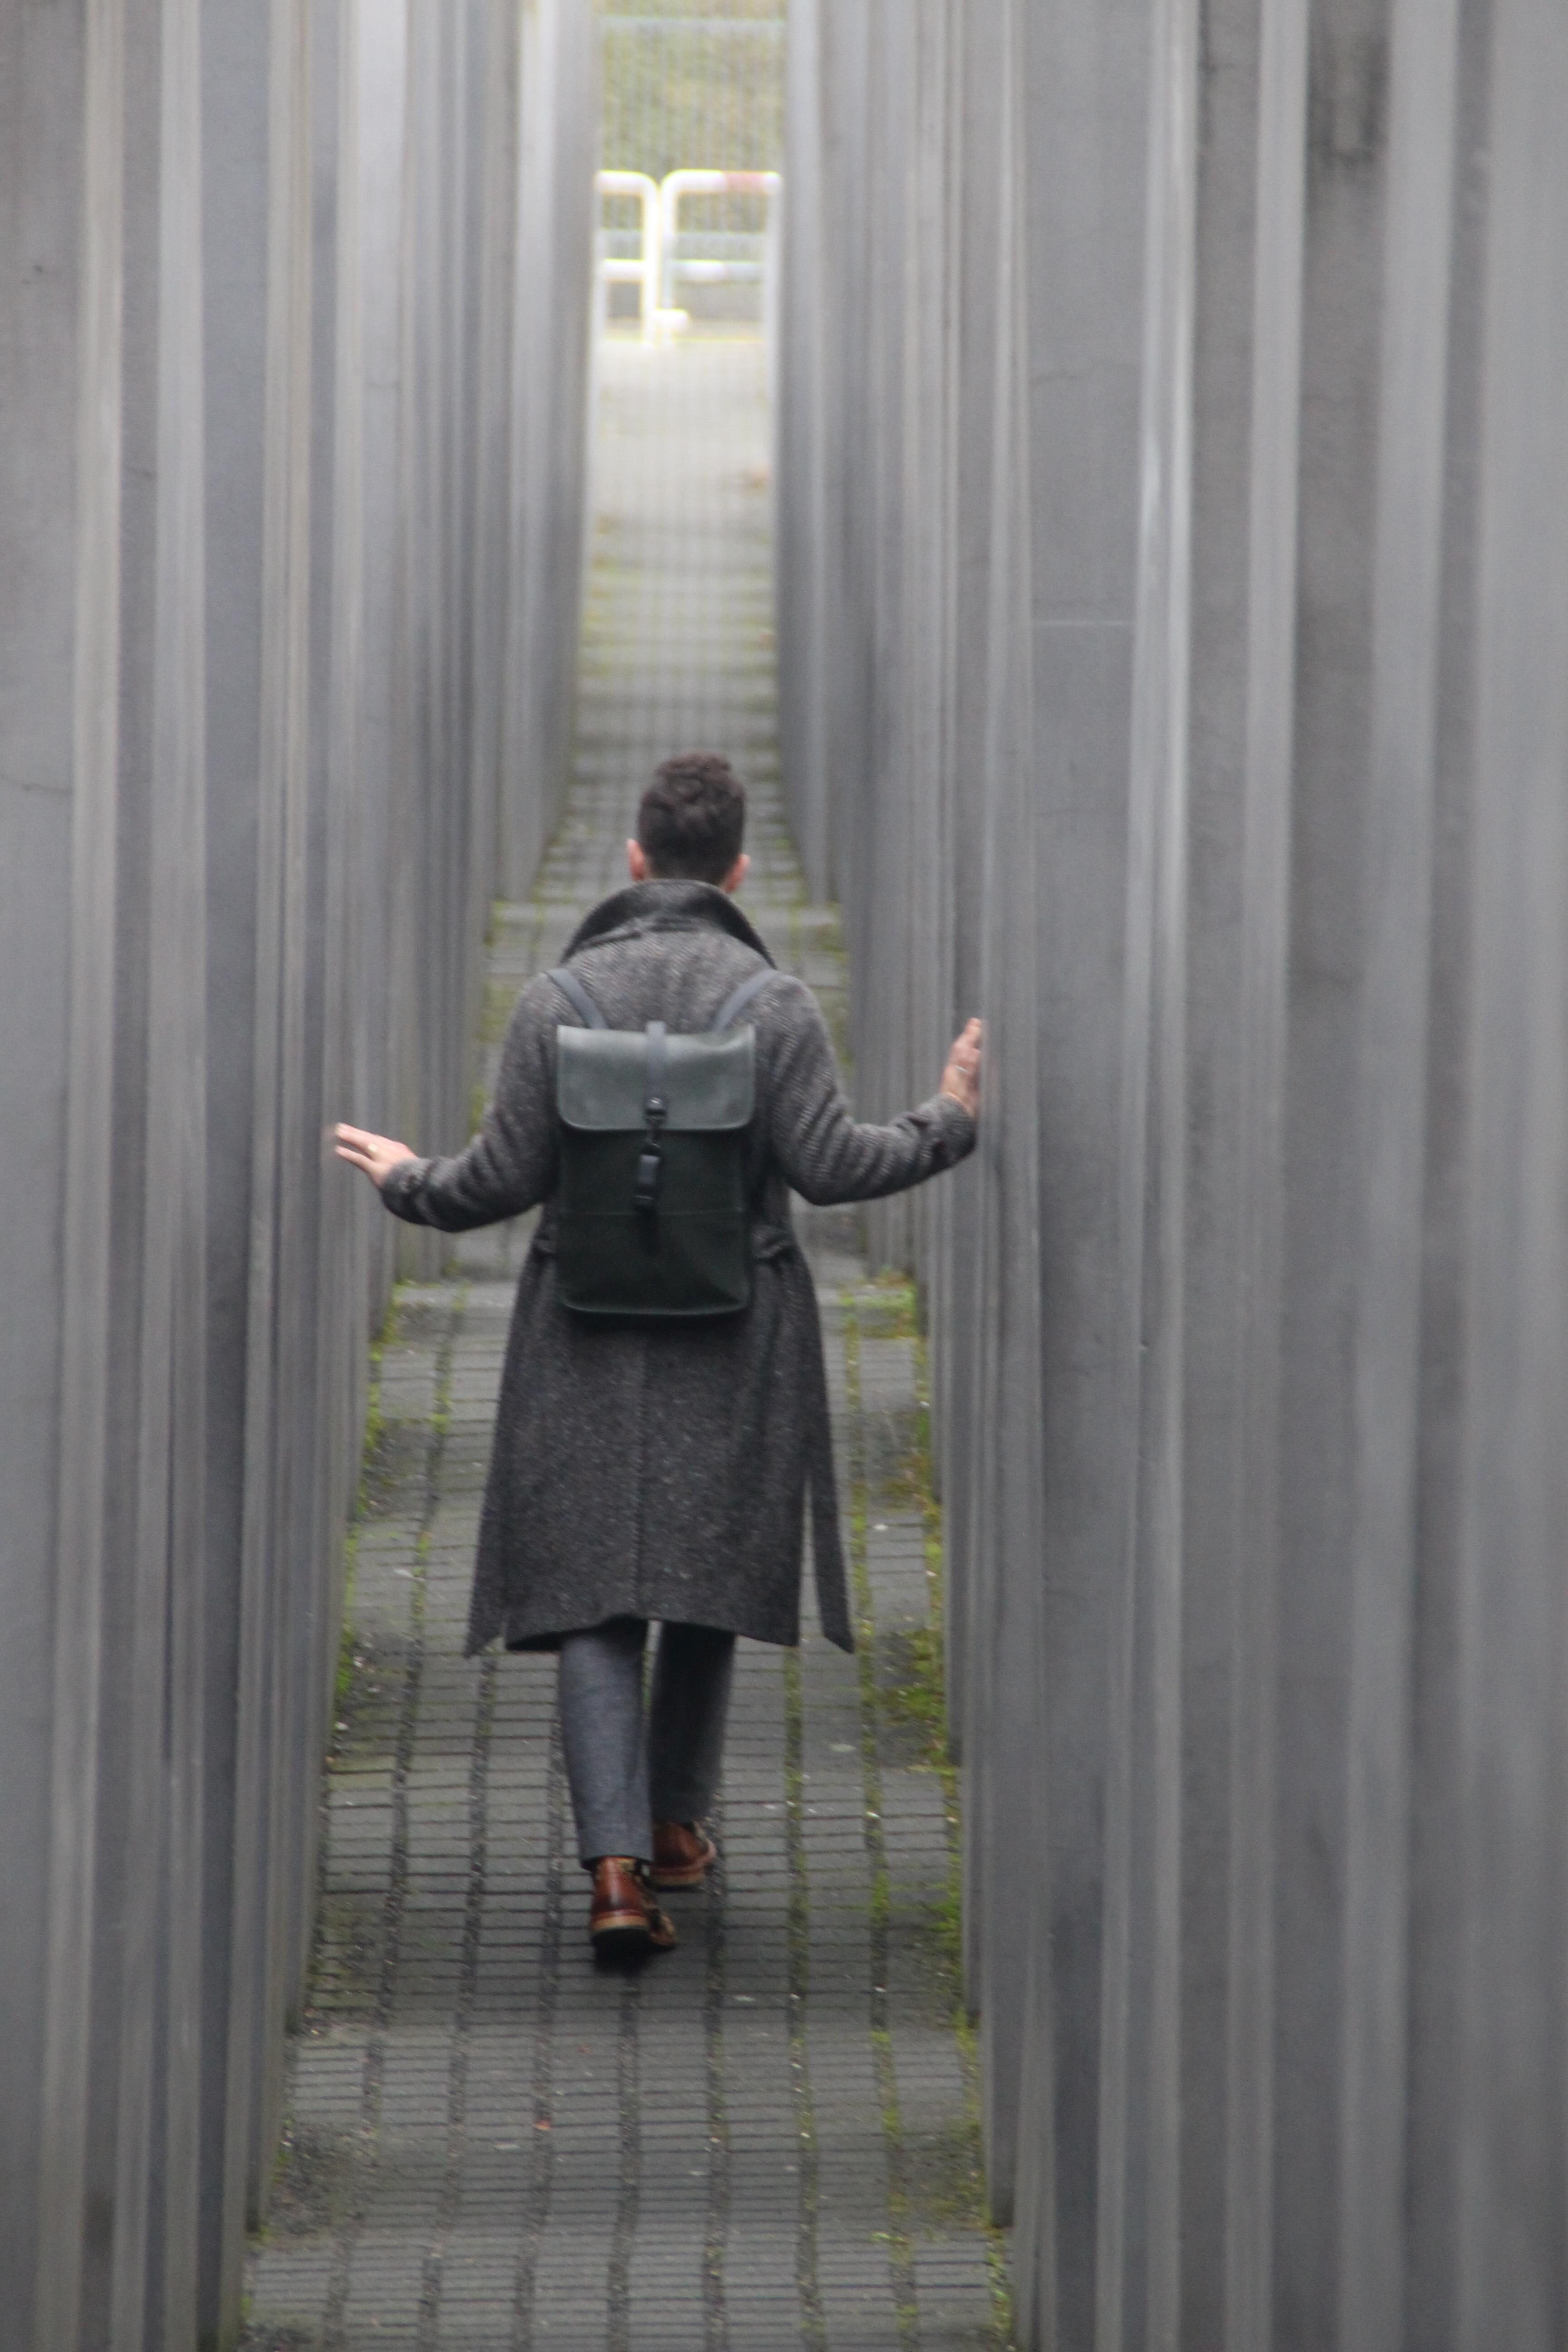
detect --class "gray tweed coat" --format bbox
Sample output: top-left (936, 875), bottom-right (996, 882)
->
top-left (381, 881), bottom-right (975, 1656)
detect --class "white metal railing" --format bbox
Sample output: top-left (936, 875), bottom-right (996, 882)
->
top-left (596, 170), bottom-right (662, 343)
top-left (595, 168), bottom-right (782, 358)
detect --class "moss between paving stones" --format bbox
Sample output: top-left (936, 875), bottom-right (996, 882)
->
top-left (257, 2122), bottom-right (359, 2240)
top-left (843, 1279), bottom-right (1016, 2347)
top-left (331, 1291), bottom-right (402, 1722)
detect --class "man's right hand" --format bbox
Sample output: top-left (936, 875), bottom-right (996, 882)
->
top-left (939, 1019), bottom-right (983, 1120)
top-left (335, 1123), bottom-right (417, 1189)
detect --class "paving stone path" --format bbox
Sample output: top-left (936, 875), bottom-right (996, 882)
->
top-left (245, 339), bottom-right (1004, 2351)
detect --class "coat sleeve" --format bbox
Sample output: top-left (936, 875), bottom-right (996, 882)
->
top-left (380, 979), bottom-right (560, 1233)
top-left (764, 981), bottom-right (976, 1206)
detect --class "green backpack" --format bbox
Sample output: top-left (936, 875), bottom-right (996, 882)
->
top-left (548, 963), bottom-right (776, 1319)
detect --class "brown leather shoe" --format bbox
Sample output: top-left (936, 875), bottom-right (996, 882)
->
top-left (651, 1820), bottom-right (718, 1890)
top-left (588, 1858), bottom-right (676, 1954)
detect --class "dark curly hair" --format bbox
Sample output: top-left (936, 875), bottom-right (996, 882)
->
top-left (636, 752), bottom-right (747, 885)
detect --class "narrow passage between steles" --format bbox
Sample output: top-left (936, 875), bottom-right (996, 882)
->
top-left (244, 337), bottom-right (1005, 2352)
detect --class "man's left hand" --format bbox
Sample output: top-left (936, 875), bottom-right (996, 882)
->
top-left (939, 1019), bottom-right (983, 1120)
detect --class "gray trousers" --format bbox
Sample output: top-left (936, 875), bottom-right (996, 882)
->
top-left (558, 1617), bottom-right (736, 1867)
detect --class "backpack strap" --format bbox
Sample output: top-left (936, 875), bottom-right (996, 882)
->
top-left (709, 966), bottom-right (777, 1033)
top-left (633, 1023), bottom-right (670, 1220)
top-left (548, 966), bottom-right (607, 1028)
top-left (645, 1020), bottom-right (668, 1104)
top-left (552, 961), bottom-right (773, 1033)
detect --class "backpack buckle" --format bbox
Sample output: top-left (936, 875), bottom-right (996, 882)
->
top-left (634, 1145), bottom-right (664, 1216)
top-left (633, 1096), bottom-right (667, 1222)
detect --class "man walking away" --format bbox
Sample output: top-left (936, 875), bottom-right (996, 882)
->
top-left (337, 753), bottom-right (982, 1954)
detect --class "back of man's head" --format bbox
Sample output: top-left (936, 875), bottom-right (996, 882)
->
top-left (637, 753), bottom-right (746, 884)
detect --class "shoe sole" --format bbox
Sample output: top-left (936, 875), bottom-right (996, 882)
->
top-left (590, 1909), bottom-right (677, 1955)
top-left (591, 1919), bottom-right (652, 1957)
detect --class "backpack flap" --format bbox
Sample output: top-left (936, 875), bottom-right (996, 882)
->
top-left (556, 1024), bottom-right (756, 1132)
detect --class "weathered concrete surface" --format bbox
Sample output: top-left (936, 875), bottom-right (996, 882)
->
top-left (779, 0), bottom-right (1568, 2345)
top-left (242, 338), bottom-right (1007, 2352)
top-left (0, 8), bottom-right (595, 2345)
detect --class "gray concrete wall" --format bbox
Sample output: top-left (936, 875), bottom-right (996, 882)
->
top-left (779, 0), bottom-right (1568, 2341)
top-left (0, 4), bottom-right (597, 2344)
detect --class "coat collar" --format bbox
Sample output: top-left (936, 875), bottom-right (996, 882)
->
top-left (563, 879), bottom-right (776, 966)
